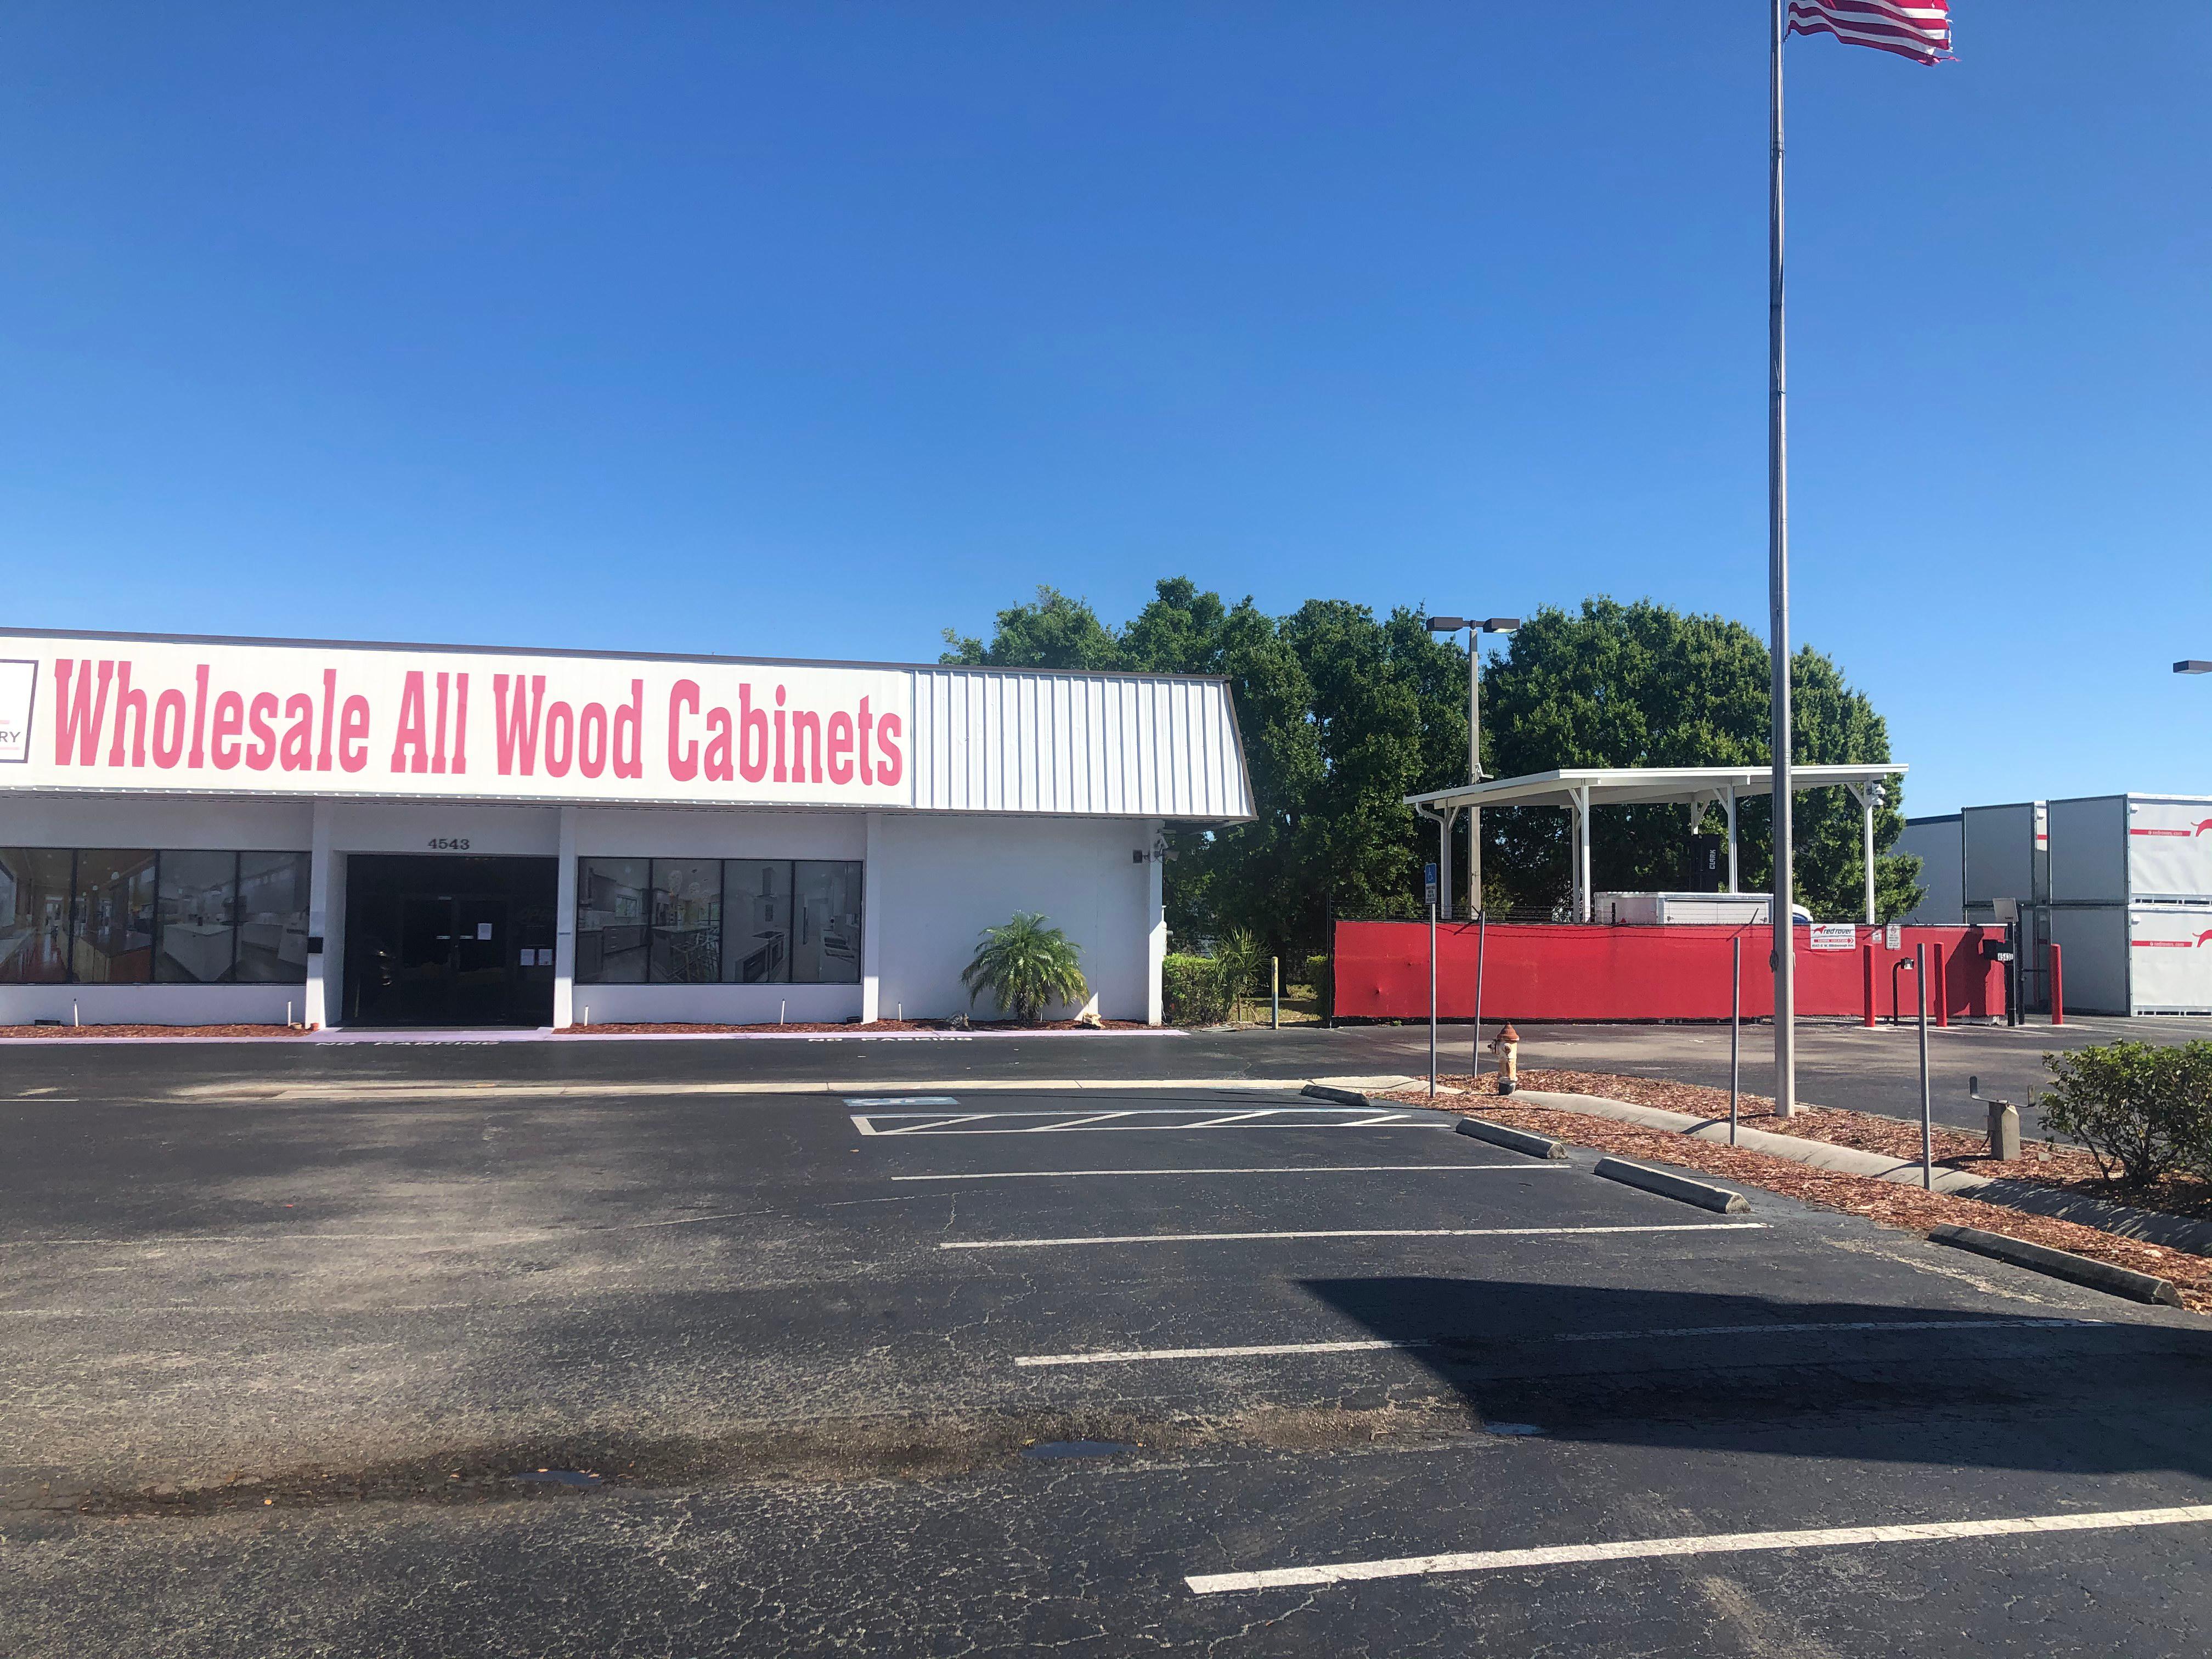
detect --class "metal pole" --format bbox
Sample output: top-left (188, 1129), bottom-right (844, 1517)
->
top-left (1467, 629), bottom-right (1482, 919)
top-left (1730, 935), bottom-right (1742, 1146)
top-left (1768, 0), bottom-right (1797, 1120)
top-left (1472, 904), bottom-right (1487, 1081)
top-left (1917, 943), bottom-right (1933, 1188)
top-left (1435, 810), bottom-right (1452, 924)
top-left (1860, 785), bottom-right (1877, 925)
top-left (1271, 956), bottom-right (1279, 1031)
top-left (1468, 626), bottom-right (1480, 787)
top-left (1427, 897), bottom-right (1438, 1097)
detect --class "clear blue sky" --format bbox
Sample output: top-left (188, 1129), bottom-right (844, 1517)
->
top-left (3, 4), bottom-right (2205, 815)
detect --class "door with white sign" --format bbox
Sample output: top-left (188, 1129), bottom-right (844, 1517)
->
top-left (342, 854), bottom-right (556, 1026)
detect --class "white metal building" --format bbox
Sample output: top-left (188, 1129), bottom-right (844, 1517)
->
top-left (0, 630), bottom-right (1253, 1028)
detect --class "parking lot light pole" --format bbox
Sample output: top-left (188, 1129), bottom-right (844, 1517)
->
top-left (2177, 661), bottom-right (2212, 675)
top-left (1425, 614), bottom-right (1521, 916)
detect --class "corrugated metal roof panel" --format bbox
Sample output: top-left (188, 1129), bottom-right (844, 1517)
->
top-left (909, 669), bottom-right (1252, 820)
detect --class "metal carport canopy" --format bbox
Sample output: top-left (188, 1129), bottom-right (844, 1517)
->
top-left (1403, 763), bottom-right (1908, 923)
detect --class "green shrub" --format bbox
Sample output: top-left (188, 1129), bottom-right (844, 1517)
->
top-left (1302, 954), bottom-right (1329, 989)
top-left (1162, 953), bottom-right (1229, 1026)
top-left (961, 912), bottom-right (1088, 1023)
top-left (2039, 1041), bottom-right (2212, 1188)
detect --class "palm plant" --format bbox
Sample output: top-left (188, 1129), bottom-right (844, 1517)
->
top-left (1213, 929), bottom-right (1262, 1024)
top-left (961, 912), bottom-right (1090, 1024)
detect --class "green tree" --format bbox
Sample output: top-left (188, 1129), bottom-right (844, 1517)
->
top-left (1481, 598), bottom-right (1921, 920)
top-left (941, 586), bottom-right (1124, 671)
top-left (960, 912), bottom-right (1090, 1023)
top-left (941, 584), bottom-right (1921, 950)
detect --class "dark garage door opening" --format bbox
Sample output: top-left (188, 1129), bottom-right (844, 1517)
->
top-left (341, 854), bottom-right (557, 1028)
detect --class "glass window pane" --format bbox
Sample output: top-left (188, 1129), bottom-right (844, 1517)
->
top-left (649, 858), bottom-right (722, 984)
top-left (791, 861), bottom-right (862, 984)
top-left (0, 849), bottom-right (74, 984)
top-left (157, 851), bottom-right (238, 984)
top-left (235, 851), bottom-right (311, 984)
top-left (576, 857), bottom-right (648, 983)
top-left (720, 859), bottom-right (791, 984)
top-left (72, 850), bottom-right (157, 984)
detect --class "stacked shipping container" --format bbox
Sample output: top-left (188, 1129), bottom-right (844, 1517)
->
top-left (2046, 794), bottom-right (2212, 1016)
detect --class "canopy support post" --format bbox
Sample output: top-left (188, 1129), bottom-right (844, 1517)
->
top-left (1572, 785), bottom-right (1593, 922)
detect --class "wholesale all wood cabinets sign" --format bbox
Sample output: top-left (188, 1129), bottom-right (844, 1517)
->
top-left (1808, 923), bottom-right (1858, 951)
top-left (0, 637), bottom-right (912, 808)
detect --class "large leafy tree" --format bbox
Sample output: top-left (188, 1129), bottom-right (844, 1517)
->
top-left (1481, 598), bottom-right (1921, 920)
top-left (940, 585), bottom-right (1921, 950)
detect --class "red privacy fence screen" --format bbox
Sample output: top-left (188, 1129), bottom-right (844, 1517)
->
top-left (1331, 919), bottom-right (2005, 1024)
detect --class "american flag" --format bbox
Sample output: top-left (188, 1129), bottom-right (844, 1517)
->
top-left (1786, 1), bottom-right (1954, 65)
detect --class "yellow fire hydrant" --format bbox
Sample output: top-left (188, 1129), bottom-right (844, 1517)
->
top-left (1490, 1024), bottom-right (1521, 1094)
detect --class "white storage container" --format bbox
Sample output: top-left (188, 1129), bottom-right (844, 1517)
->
top-left (1894, 815), bottom-right (1962, 923)
top-left (2045, 902), bottom-right (2212, 1016)
top-left (2126, 905), bottom-right (2212, 1015)
top-left (2047, 793), bottom-right (2212, 905)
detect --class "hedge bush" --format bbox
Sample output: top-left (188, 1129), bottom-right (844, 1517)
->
top-left (1162, 953), bottom-right (1231, 1026)
top-left (2039, 1040), bottom-right (2212, 1187)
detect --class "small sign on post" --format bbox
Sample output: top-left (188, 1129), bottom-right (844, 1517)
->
top-left (1886, 922), bottom-right (1902, 950)
top-left (1423, 861), bottom-right (1438, 911)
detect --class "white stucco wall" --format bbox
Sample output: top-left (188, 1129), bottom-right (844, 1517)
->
top-left (870, 812), bottom-right (1161, 1022)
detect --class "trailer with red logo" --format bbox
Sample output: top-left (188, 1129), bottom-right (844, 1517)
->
top-left (2045, 794), bottom-right (2212, 1015)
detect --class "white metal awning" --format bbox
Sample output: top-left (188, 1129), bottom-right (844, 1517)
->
top-left (1403, 763), bottom-right (1907, 924)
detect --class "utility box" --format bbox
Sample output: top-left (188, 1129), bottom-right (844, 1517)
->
top-left (1594, 891), bottom-right (1787, 927)
top-left (1683, 832), bottom-right (1726, 894)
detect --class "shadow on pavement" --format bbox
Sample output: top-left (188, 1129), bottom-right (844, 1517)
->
top-left (1298, 1274), bottom-right (2212, 1477)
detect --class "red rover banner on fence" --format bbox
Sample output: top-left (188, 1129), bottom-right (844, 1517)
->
top-left (0, 635), bottom-right (911, 809)
top-left (1333, 919), bottom-right (2004, 1024)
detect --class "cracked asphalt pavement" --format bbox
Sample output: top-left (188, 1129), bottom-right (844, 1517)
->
top-left (4, 1036), bottom-right (2210, 1655)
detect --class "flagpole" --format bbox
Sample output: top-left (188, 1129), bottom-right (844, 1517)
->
top-left (1768, 0), bottom-right (1796, 1119)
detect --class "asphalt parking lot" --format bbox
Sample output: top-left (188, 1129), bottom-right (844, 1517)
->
top-left (5, 1045), bottom-right (2212, 1656)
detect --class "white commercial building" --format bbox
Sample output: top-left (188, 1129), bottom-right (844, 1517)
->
top-left (0, 631), bottom-right (1252, 1029)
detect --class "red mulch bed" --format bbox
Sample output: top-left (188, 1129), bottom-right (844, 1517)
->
top-left (0, 1023), bottom-right (309, 1039)
top-left (1499, 1068), bottom-right (2212, 1222)
top-left (1380, 1073), bottom-right (2212, 1314)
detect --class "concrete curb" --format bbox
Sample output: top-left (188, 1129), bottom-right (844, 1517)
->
top-left (1301, 1083), bottom-right (1369, 1107)
top-left (1929, 1224), bottom-right (2184, 1307)
top-left (1593, 1156), bottom-right (1752, 1214)
top-left (1511, 1090), bottom-right (1986, 1191)
top-left (1511, 1088), bottom-right (2212, 1258)
top-left (1454, 1117), bottom-right (1568, 1160)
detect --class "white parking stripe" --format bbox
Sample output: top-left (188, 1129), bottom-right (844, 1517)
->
top-left (1184, 1503), bottom-right (2212, 1594)
top-left (1012, 1315), bottom-right (2112, 1369)
top-left (890, 1165), bottom-right (1569, 1182)
top-left (1015, 1338), bottom-right (1425, 1368)
top-left (940, 1222), bottom-right (1766, 1250)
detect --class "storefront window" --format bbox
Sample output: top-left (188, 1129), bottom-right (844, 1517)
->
top-left (235, 851), bottom-right (311, 984)
top-left (649, 858), bottom-right (722, 984)
top-left (574, 857), bottom-right (861, 985)
top-left (721, 859), bottom-right (791, 983)
top-left (792, 861), bottom-right (864, 984)
top-left (72, 850), bottom-right (158, 984)
top-left (156, 851), bottom-right (239, 984)
top-left (576, 857), bottom-right (649, 983)
top-left (0, 849), bottom-right (74, 984)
